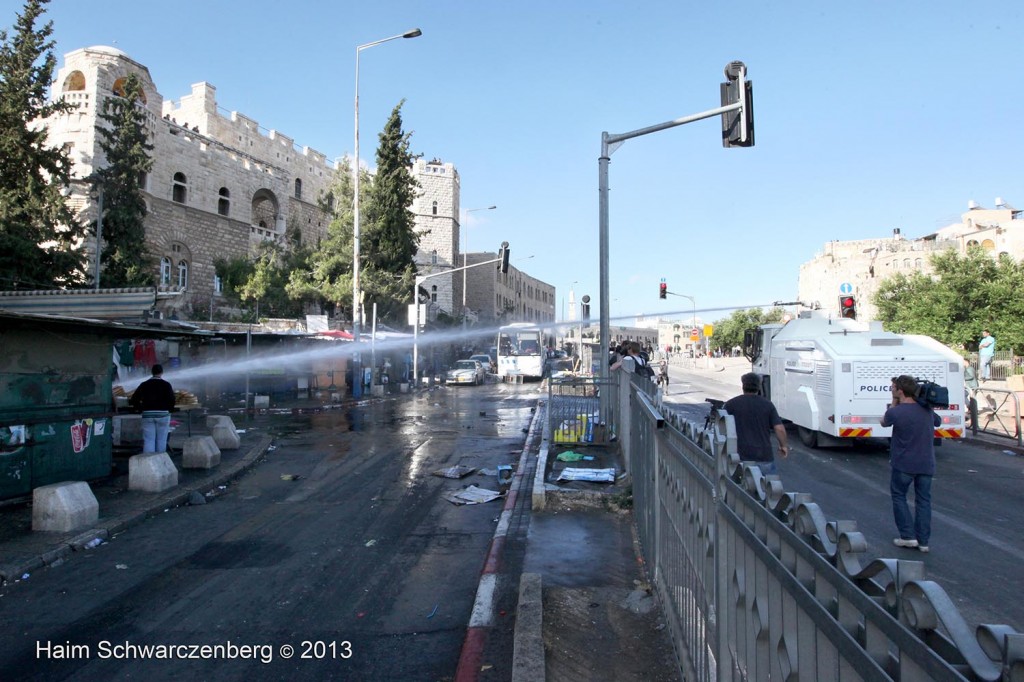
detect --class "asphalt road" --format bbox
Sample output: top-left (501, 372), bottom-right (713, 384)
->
top-left (663, 360), bottom-right (1024, 633)
top-left (0, 382), bottom-right (538, 681)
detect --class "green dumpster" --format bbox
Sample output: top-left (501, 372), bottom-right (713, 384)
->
top-left (0, 327), bottom-right (113, 500)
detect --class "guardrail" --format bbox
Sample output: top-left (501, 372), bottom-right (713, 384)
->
top-left (971, 386), bottom-right (1023, 447)
top-left (619, 376), bottom-right (1024, 681)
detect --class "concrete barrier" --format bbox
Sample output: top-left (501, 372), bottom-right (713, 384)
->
top-left (207, 415), bottom-right (241, 450)
top-left (32, 481), bottom-right (99, 532)
top-left (128, 452), bottom-right (178, 492)
top-left (182, 436), bottom-right (221, 469)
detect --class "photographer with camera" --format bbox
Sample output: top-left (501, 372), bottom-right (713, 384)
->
top-left (881, 375), bottom-right (942, 553)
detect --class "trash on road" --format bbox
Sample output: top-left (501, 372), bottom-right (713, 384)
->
top-left (281, 474), bottom-right (300, 481)
top-left (556, 467), bottom-right (616, 483)
top-left (445, 485), bottom-right (503, 505)
top-left (365, 539), bottom-right (377, 547)
top-left (115, 564), bottom-right (128, 570)
top-left (432, 465), bottom-right (476, 479)
top-left (83, 538), bottom-right (103, 549)
top-left (556, 450), bottom-right (584, 462)
top-left (427, 604), bottom-right (439, 618)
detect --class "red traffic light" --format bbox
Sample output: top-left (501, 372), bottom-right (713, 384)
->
top-left (839, 295), bottom-right (857, 319)
top-left (659, 282), bottom-right (667, 299)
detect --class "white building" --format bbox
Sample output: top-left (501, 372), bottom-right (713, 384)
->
top-left (798, 199), bottom-right (1023, 321)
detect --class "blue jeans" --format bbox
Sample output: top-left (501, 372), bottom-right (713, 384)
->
top-left (891, 469), bottom-right (932, 546)
top-left (744, 459), bottom-right (777, 475)
top-left (141, 414), bottom-right (171, 453)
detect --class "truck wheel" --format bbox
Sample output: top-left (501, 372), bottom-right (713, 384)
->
top-left (797, 426), bottom-right (818, 448)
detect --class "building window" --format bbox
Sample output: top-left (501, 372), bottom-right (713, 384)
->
top-left (914, 258), bottom-right (922, 268)
top-left (432, 201), bottom-right (438, 216)
top-left (326, 194), bottom-right (335, 212)
top-left (218, 187), bottom-right (230, 216)
top-left (172, 172), bottom-right (187, 204)
top-left (431, 250), bottom-right (438, 265)
top-left (177, 260), bottom-right (189, 289)
top-left (431, 285), bottom-right (437, 303)
top-left (294, 178), bottom-right (302, 199)
top-left (214, 274), bottom-right (223, 295)
top-left (137, 170), bottom-right (147, 190)
top-left (160, 257), bottom-right (171, 285)
top-left (63, 70), bottom-right (86, 92)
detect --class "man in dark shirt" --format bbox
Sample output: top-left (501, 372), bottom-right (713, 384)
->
top-left (723, 373), bottom-right (789, 475)
top-left (129, 364), bottom-right (176, 453)
top-left (881, 375), bottom-right (940, 553)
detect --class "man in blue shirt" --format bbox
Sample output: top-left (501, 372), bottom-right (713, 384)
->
top-left (978, 329), bottom-right (996, 381)
top-left (724, 373), bottom-right (789, 475)
top-left (881, 375), bottom-right (941, 553)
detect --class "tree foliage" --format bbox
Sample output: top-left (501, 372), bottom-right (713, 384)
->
top-left (92, 72), bottom-right (154, 287)
top-left (360, 101), bottom-right (420, 325)
top-left (873, 246), bottom-right (1024, 353)
top-left (0, 0), bottom-right (88, 290)
top-left (711, 307), bottom-right (786, 353)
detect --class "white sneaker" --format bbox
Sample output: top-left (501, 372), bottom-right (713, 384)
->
top-left (893, 538), bottom-right (919, 548)
top-left (918, 545), bottom-right (930, 553)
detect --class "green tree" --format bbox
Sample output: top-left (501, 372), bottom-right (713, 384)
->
top-left (711, 307), bottom-right (786, 354)
top-left (361, 101), bottom-right (420, 325)
top-left (287, 157), bottom-right (366, 320)
top-left (874, 246), bottom-right (1024, 352)
top-left (0, 0), bottom-right (88, 290)
top-left (92, 72), bottom-right (154, 287)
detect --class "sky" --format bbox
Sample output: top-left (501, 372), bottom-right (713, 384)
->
top-left (20, 0), bottom-right (1024, 325)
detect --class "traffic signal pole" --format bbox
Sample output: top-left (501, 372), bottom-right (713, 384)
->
top-left (598, 62), bottom-right (753, 425)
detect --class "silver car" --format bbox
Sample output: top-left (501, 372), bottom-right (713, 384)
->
top-left (446, 359), bottom-right (486, 386)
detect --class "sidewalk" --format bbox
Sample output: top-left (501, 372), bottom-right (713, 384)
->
top-left (0, 415), bottom-right (273, 585)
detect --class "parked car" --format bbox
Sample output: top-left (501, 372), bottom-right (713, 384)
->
top-left (470, 354), bottom-right (496, 373)
top-left (546, 357), bottom-right (576, 380)
top-left (447, 359), bottom-right (486, 386)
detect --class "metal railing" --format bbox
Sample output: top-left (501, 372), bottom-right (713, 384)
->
top-left (971, 386), bottom-right (1023, 446)
top-left (618, 376), bottom-right (1024, 681)
top-left (547, 375), bottom-right (618, 445)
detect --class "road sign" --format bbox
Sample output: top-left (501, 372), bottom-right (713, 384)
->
top-left (690, 328), bottom-right (700, 340)
top-left (703, 324), bottom-right (714, 338)
top-left (839, 282), bottom-right (853, 294)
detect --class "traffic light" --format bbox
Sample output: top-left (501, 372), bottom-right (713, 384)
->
top-left (839, 296), bottom-right (857, 319)
top-left (581, 295), bottom-right (591, 324)
top-left (497, 241), bottom-right (510, 274)
top-left (659, 282), bottom-right (667, 299)
top-left (720, 61), bottom-right (754, 148)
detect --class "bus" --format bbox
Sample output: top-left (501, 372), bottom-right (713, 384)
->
top-left (496, 323), bottom-right (546, 379)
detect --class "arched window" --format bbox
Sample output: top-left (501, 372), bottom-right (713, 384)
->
top-left (112, 76), bottom-right (147, 104)
top-left (431, 285), bottom-right (437, 303)
top-left (160, 257), bottom-right (172, 285)
top-left (914, 258), bottom-right (922, 268)
top-left (982, 239), bottom-right (995, 251)
top-left (63, 70), bottom-right (86, 92)
top-left (177, 260), bottom-right (189, 289)
top-left (172, 172), bottom-right (187, 204)
top-left (294, 178), bottom-right (302, 199)
top-left (218, 187), bottom-right (230, 216)
top-left (432, 201), bottom-right (438, 216)
top-left (903, 258), bottom-right (911, 268)
top-left (431, 250), bottom-right (438, 265)
top-left (326, 194), bottom-right (335, 212)
top-left (967, 239), bottom-right (979, 247)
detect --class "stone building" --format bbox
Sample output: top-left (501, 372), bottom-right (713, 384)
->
top-left (44, 46), bottom-right (336, 318)
top-left (43, 47), bottom-right (554, 326)
top-left (798, 199), bottom-right (1023, 321)
top-left (410, 158), bottom-right (555, 326)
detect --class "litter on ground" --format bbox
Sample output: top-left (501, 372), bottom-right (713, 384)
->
top-left (445, 485), bottom-right (503, 505)
top-left (556, 450), bottom-right (585, 462)
top-left (432, 465), bottom-right (476, 479)
top-left (556, 467), bottom-right (616, 483)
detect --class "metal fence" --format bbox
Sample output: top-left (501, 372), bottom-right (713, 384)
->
top-left (969, 350), bottom-right (1020, 381)
top-left (620, 377), bottom-right (1024, 681)
top-left (970, 386), bottom-right (1023, 446)
top-left (547, 375), bottom-right (618, 445)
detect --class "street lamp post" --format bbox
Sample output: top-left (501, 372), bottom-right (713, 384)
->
top-left (352, 28), bottom-right (421, 397)
top-left (461, 205), bottom-right (496, 329)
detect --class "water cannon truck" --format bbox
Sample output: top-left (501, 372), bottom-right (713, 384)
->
top-left (743, 310), bottom-right (965, 447)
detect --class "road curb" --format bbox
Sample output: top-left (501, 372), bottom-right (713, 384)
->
top-left (456, 398), bottom-right (545, 682)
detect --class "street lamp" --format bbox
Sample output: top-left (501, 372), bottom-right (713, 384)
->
top-left (352, 28), bottom-right (422, 396)
top-left (461, 205), bottom-right (496, 324)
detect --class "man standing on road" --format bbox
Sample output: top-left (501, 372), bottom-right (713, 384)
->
top-left (129, 364), bottom-right (176, 454)
top-left (724, 373), bottom-right (789, 475)
top-left (881, 375), bottom-right (940, 553)
top-left (979, 329), bottom-right (996, 381)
